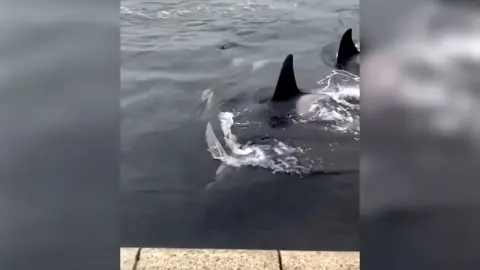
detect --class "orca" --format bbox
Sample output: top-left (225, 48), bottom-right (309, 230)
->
top-left (214, 28), bottom-right (361, 131)
top-left (335, 28), bottom-right (360, 75)
top-left (268, 54), bottom-right (323, 127)
top-left (204, 32), bottom-right (361, 180)
top-left (271, 54), bottom-right (304, 102)
top-left (270, 28), bottom-right (359, 104)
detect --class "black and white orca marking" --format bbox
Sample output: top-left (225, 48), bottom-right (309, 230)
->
top-left (271, 28), bottom-right (360, 104)
top-left (205, 29), bottom-right (361, 179)
top-left (267, 54), bottom-right (323, 127)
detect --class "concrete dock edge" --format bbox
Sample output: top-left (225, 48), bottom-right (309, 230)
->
top-left (120, 248), bottom-right (359, 270)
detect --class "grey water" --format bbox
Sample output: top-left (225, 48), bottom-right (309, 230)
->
top-left (121, 0), bottom-right (359, 250)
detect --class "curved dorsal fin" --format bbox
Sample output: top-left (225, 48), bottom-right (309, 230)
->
top-left (336, 29), bottom-right (359, 69)
top-left (272, 54), bottom-right (300, 101)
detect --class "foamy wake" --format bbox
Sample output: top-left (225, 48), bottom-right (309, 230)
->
top-left (120, 7), bottom-right (154, 19)
top-left (310, 70), bottom-right (360, 135)
top-left (206, 112), bottom-right (312, 176)
top-left (203, 69), bottom-right (360, 178)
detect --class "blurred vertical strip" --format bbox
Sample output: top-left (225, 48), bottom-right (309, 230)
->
top-left (0, 0), bottom-right (119, 270)
top-left (361, 0), bottom-right (480, 269)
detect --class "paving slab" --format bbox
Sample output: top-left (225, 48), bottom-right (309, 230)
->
top-left (135, 248), bottom-right (280, 270)
top-left (121, 247), bottom-right (140, 270)
top-left (280, 251), bottom-right (359, 270)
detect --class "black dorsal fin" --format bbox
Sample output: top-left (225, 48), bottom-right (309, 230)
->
top-left (272, 54), bottom-right (301, 101)
top-left (336, 29), bottom-right (359, 69)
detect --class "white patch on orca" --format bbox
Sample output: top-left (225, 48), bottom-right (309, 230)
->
top-left (295, 94), bottom-right (322, 118)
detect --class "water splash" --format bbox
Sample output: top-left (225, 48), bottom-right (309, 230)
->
top-left (206, 112), bottom-right (312, 176)
top-left (310, 69), bottom-right (360, 135)
top-left (120, 6), bottom-right (154, 19)
top-left (203, 69), bottom-right (360, 178)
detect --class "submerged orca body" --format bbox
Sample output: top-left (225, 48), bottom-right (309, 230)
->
top-left (335, 28), bottom-right (360, 75)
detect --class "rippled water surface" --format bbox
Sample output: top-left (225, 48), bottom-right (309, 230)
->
top-left (121, 0), bottom-right (359, 250)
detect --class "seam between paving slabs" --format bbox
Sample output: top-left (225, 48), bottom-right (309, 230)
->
top-left (131, 247), bottom-right (142, 270)
top-left (276, 249), bottom-right (284, 270)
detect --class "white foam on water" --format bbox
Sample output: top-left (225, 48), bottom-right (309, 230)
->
top-left (121, 88), bottom-right (163, 108)
top-left (200, 88), bottom-right (214, 112)
top-left (204, 69), bottom-right (360, 177)
top-left (157, 9), bottom-right (192, 19)
top-left (296, 70), bottom-right (361, 135)
top-left (206, 112), bottom-right (311, 176)
top-left (205, 122), bottom-right (228, 159)
top-left (121, 6), bottom-right (154, 19)
top-left (252, 59), bottom-right (271, 71)
top-left (232, 57), bottom-right (246, 67)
